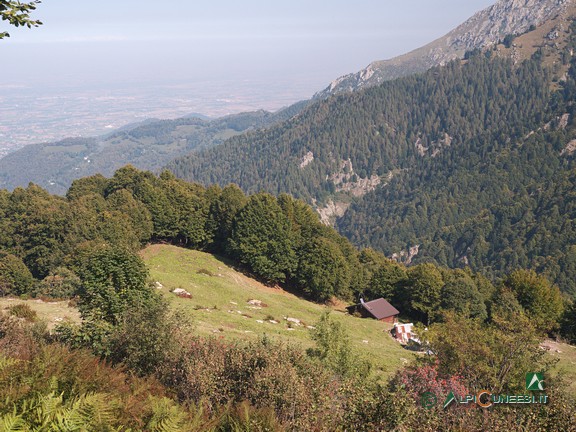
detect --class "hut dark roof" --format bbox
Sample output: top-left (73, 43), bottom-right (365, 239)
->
top-left (348, 298), bottom-right (399, 320)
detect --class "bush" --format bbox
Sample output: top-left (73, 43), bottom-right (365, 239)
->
top-left (36, 267), bottom-right (81, 299)
top-left (0, 252), bottom-right (34, 297)
top-left (157, 336), bottom-right (384, 430)
top-left (8, 303), bottom-right (37, 322)
top-left (307, 312), bottom-right (371, 378)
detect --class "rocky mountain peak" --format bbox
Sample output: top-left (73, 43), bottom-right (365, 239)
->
top-left (315, 0), bottom-right (572, 98)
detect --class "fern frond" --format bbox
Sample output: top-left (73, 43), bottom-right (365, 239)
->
top-left (0, 412), bottom-right (27, 432)
top-left (145, 397), bottom-right (186, 432)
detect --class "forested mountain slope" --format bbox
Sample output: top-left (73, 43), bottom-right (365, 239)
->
top-left (167, 21), bottom-right (576, 296)
top-left (0, 101), bottom-right (307, 195)
top-left (314, 0), bottom-right (572, 98)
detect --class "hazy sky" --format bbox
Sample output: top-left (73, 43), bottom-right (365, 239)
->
top-left (3, 0), bottom-right (496, 91)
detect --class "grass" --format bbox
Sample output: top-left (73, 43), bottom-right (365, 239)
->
top-left (0, 297), bottom-right (81, 330)
top-left (141, 244), bottom-right (414, 380)
top-left (543, 339), bottom-right (576, 396)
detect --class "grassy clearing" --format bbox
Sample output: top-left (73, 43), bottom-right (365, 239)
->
top-left (141, 244), bottom-right (414, 380)
top-left (0, 297), bottom-right (81, 330)
top-left (543, 339), bottom-right (576, 396)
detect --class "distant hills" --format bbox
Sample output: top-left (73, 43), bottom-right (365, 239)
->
top-left (166, 6), bottom-right (576, 295)
top-left (0, 102), bottom-right (307, 195)
top-left (3, 0), bottom-right (576, 295)
top-left (315, 0), bottom-right (571, 98)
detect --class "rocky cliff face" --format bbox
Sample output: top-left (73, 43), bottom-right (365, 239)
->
top-left (315, 0), bottom-right (571, 98)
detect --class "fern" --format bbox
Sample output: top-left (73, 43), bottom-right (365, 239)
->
top-left (0, 412), bottom-right (27, 432)
top-left (58, 393), bottom-right (117, 431)
top-left (0, 356), bottom-right (19, 374)
top-left (145, 397), bottom-right (186, 432)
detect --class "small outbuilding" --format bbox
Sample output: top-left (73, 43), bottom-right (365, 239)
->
top-left (346, 298), bottom-right (400, 323)
top-left (392, 322), bottom-right (414, 343)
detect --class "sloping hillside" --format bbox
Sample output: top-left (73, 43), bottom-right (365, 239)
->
top-left (315, 0), bottom-right (573, 98)
top-left (141, 244), bottom-right (413, 379)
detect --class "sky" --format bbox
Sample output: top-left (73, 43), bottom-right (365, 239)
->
top-left (2, 0), bottom-right (496, 91)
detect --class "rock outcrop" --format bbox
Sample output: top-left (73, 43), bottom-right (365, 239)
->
top-left (315, 0), bottom-right (571, 98)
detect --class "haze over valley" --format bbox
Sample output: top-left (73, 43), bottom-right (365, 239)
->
top-left (0, 0), bottom-right (494, 156)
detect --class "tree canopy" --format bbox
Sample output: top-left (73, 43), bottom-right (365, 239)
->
top-left (0, 0), bottom-right (42, 39)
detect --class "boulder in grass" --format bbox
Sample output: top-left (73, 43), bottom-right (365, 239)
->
top-left (172, 288), bottom-right (192, 299)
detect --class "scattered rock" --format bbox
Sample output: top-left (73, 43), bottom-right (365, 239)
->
top-left (172, 287), bottom-right (192, 299)
top-left (299, 151), bottom-right (314, 169)
top-left (54, 317), bottom-right (63, 322)
top-left (247, 299), bottom-right (268, 307)
top-left (391, 245), bottom-right (420, 265)
top-left (559, 113), bottom-right (570, 129)
top-left (269, 320), bottom-right (278, 324)
top-left (256, 320), bottom-right (264, 324)
top-left (286, 327), bottom-right (295, 331)
top-left (307, 326), bottom-right (316, 330)
top-left (154, 281), bottom-right (164, 289)
top-left (560, 139), bottom-right (576, 156)
top-left (229, 301), bottom-right (238, 305)
top-left (286, 317), bottom-right (301, 324)
top-left (362, 340), bottom-right (369, 344)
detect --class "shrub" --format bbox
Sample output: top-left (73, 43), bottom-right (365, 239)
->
top-left (8, 303), bottom-right (37, 322)
top-left (307, 312), bottom-right (371, 378)
top-left (157, 336), bottom-right (384, 430)
top-left (36, 267), bottom-right (81, 299)
top-left (0, 252), bottom-right (34, 297)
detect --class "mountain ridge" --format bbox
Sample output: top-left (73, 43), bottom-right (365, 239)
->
top-left (315, 0), bottom-right (571, 98)
top-left (0, 101), bottom-right (308, 195)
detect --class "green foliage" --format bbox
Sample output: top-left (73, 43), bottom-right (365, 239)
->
top-left (560, 300), bottom-right (576, 344)
top-left (157, 334), bottom-right (381, 430)
top-left (7, 304), bottom-right (36, 322)
top-left (307, 312), bottom-right (371, 378)
top-left (0, 0), bottom-right (42, 39)
top-left (228, 193), bottom-right (296, 283)
top-left (368, 259), bottom-right (407, 302)
top-left (490, 285), bottom-right (525, 320)
top-left (207, 184), bottom-right (248, 250)
top-left (165, 45), bottom-right (576, 298)
top-left (106, 298), bottom-right (190, 376)
top-left (0, 252), bottom-right (33, 297)
top-left (0, 342), bottom-right (200, 431)
top-left (406, 263), bottom-right (444, 324)
top-left (106, 188), bottom-right (154, 244)
top-left (36, 267), bottom-right (81, 299)
top-left (423, 312), bottom-right (553, 393)
top-left (75, 246), bottom-right (151, 324)
top-left (66, 174), bottom-right (109, 201)
top-left (440, 269), bottom-right (487, 320)
top-left (296, 237), bottom-right (350, 301)
top-left (503, 269), bottom-right (564, 332)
